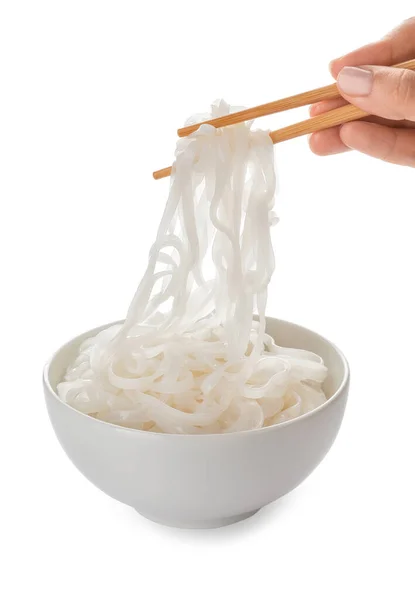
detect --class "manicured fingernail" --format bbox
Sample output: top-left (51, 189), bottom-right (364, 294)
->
top-left (337, 66), bottom-right (373, 96)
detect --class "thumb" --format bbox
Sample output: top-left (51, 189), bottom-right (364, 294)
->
top-left (337, 65), bottom-right (415, 121)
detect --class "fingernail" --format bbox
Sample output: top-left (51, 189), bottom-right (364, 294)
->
top-left (337, 66), bottom-right (373, 96)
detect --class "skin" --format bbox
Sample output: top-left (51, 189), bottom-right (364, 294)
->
top-left (308, 18), bottom-right (415, 167)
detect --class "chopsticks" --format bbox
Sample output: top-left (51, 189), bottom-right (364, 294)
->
top-left (153, 58), bottom-right (415, 181)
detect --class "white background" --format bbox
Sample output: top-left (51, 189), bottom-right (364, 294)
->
top-left (1, 1), bottom-right (414, 598)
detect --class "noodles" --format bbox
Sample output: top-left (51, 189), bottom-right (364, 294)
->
top-left (58, 99), bottom-right (328, 434)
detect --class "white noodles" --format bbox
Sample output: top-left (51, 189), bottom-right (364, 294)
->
top-left (58, 99), bottom-right (328, 434)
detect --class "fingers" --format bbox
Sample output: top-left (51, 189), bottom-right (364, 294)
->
top-left (310, 100), bottom-right (415, 128)
top-left (309, 117), bottom-right (415, 157)
top-left (339, 121), bottom-right (415, 166)
top-left (310, 122), bottom-right (415, 164)
top-left (309, 18), bottom-right (415, 163)
top-left (308, 96), bottom-right (415, 157)
top-left (330, 17), bottom-right (415, 78)
top-left (336, 65), bottom-right (415, 121)
top-left (309, 98), bottom-right (347, 117)
top-left (309, 128), bottom-right (349, 156)
top-left (330, 41), bottom-right (393, 79)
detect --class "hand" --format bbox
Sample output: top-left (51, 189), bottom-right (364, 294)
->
top-left (309, 18), bottom-right (415, 167)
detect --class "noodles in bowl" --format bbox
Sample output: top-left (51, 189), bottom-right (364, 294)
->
top-left (58, 100), bottom-right (328, 434)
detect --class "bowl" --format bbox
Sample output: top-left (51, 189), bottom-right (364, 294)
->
top-left (43, 317), bottom-right (349, 529)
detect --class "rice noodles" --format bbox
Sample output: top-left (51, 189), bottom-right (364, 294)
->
top-left (58, 99), bottom-right (328, 434)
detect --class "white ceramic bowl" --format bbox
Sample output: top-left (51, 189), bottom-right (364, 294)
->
top-left (43, 318), bottom-right (349, 529)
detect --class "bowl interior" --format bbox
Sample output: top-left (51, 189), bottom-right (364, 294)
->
top-left (265, 319), bottom-right (346, 399)
top-left (46, 318), bottom-right (347, 404)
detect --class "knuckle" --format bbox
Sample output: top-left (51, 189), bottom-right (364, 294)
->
top-left (383, 18), bottom-right (415, 48)
top-left (379, 130), bottom-right (415, 168)
top-left (392, 69), bottom-right (415, 118)
top-left (380, 131), bottom-right (399, 162)
top-left (407, 148), bottom-right (415, 167)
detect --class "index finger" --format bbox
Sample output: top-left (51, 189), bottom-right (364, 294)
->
top-left (330, 17), bottom-right (415, 78)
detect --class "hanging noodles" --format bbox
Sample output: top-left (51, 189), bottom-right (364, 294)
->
top-left (58, 100), bottom-right (328, 434)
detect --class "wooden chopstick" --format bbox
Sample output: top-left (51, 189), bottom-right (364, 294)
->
top-left (178, 58), bottom-right (415, 138)
top-left (269, 102), bottom-right (366, 144)
top-left (177, 84), bottom-right (339, 138)
top-left (153, 58), bottom-right (415, 181)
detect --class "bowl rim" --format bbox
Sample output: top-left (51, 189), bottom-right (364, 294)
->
top-left (43, 317), bottom-right (350, 439)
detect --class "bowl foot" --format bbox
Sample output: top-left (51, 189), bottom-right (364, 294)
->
top-left (135, 508), bottom-right (260, 529)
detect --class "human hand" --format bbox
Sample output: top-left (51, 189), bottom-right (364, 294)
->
top-left (309, 18), bottom-right (415, 166)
